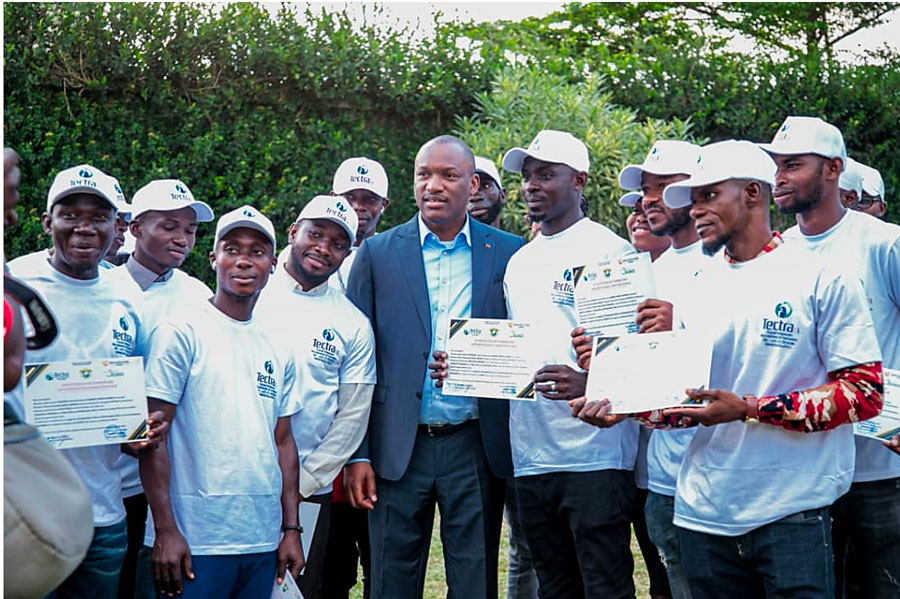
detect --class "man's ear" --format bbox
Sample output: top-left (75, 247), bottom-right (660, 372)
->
top-left (288, 222), bottom-right (299, 245)
top-left (499, 188), bottom-right (507, 205)
top-left (574, 171), bottom-right (588, 191)
top-left (742, 180), bottom-right (764, 210)
top-left (209, 249), bottom-right (216, 271)
top-left (469, 172), bottom-right (481, 197)
top-left (381, 197), bottom-right (390, 212)
top-left (40, 211), bottom-right (52, 235)
top-left (824, 157), bottom-right (843, 182)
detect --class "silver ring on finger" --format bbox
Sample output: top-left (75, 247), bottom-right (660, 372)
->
top-left (550, 381), bottom-right (557, 393)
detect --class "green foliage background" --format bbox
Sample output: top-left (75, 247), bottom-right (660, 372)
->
top-left (5, 2), bottom-right (898, 284)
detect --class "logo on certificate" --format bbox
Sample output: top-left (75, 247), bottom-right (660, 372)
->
top-left (79, 368), bottom-right (92, 379)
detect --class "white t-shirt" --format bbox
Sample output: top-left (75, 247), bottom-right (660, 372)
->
top-left (142, 299), bottom-right (301, 555)
top-left (504, 218), bottom-right (638, 477)
top-left (117, 264), bottom-right (214, 498)
top-left (673, 243), bottom-right (881, 536)
top-left (783, 210), bottom-right (900, 482)
top-left (646, 240), bottom-right (715, 497)
top-left (256, 265), bottom-right (376, 496)
top-left (6, 255), bottom-right (144, 527)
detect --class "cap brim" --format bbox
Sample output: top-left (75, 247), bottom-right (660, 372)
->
top-left (301, 215), bottom-right (356, 247)
top-left (132, 200), bottom-right (214, 222)
top-left (501, 148), bottom-right (529, 173)
top-left (48, 187), bottom-right (118, 212)
top-left (189, 201), bottom-right (215, 223)
top-left (662, 184), bottom-right (694, 209)
top-left (618, 192), bottom-right (641, 207)
top-left (618, 165), bottom-right (644, 190)
top-left (475, 169), bottom-right (501, 188)
top-left (216, 222), bottom-right (276, 248)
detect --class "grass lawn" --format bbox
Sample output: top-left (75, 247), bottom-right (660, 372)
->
top-left (350, 513), bottom-right (652, 598)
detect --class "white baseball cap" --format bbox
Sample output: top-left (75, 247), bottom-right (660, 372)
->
top-left (474, 156), bottom-right (503, 189)
top-left (619, 191), bottom-right (643, 207)
top-left (502, 130), bottom-right (590, 174)
top-left (46, 164), bottom-right (120, 213)
top-left (618, 140), bottom-right (702, 190)
top-left (332, 157), bottom-right (389, 198)
top-left (108, 177), bottom-right (132, 220)
top-left (296, 194), bottom-right (358, 246)
top-left (856, 161), bottom-right (885, 199)
top-left (759, 116), bottom-right (847, 171)
top-left (214, 205), bottom-right (277, 248)
top-left (663, 140), bottom-right (777, 209)
top-left (839, 158), bottom-right (863, 199)
top-left (130, 179), bottom-right (214, 222)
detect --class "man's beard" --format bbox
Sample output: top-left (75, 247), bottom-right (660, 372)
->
top-left (702, 230), bottom-right (732, 257)
top-left (479, 201), bottom-right (504, 225)
top-left (653, 207), bottom-right (693, 237)
top-left (777, 165), bottom-right (824, 215)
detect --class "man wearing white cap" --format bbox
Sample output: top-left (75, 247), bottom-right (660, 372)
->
top-left (469, 156), bottom-right (507, 228)
top-left (572, 139), bottom-right (883, 598)
top-left (499, 129), bottom-right (637, 598)
top-left (762, 115), bottom-right (900, 599)
top-left (6, 164), bottom-right (168, 599)
top-left (140, 205), bottom-right (303, 598)
top-left (838, 157), bottom-right (864, 211)
top-left (852, 160), bottom-right (888, 219)
top-left (570, 140), bottom-right (707, 599)
top-left (100, 180), bottom-right (132, 268)
top-left (116, 178), bottom-right (215, 599)
top-left (328, 156), bottom-right (390, 292)
top-left (255, 195), bottom-right (376, 598)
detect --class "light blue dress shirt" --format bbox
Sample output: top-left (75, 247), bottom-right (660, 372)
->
top-left (418, 213), bottom-right (478, 425)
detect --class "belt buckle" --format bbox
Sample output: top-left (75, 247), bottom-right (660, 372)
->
top-left (425, 423), bottom-right (445, 436)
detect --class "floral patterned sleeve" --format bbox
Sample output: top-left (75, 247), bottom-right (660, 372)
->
top-left (632, 409), bottom-right (697, 430)
top-left (754, 362), bottom-right (883, 433)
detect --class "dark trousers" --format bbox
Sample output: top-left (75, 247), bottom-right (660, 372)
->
top-left (513, 469), bottom-right (636, 599)
top-left (678, 507), bottom-right (834, 599)
top-left (178, 551), bottom-right (276, 599)
top-left (632, 488), bottom-right (672, 598)
top-left (645, 491), bottom-right (692, 599)
top-left (832, 477), bottom-right (900, 599)
top-left (318, 500), bottom-right (371, 599)
top-left (298, 493), bottom-right (332, 599)
top-left (48, 520), bottom-right (128, 599)
top-left (118, 493), bottom-right (148, 599)
top-left (368, 422), bottom-right (505, 599)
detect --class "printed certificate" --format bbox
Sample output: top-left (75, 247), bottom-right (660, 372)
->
top-left (23, 357), bottom-right (149, 449)
top-left (572, 252), bottom-right (657, 337)
top-left (855, 367), bottom-right (900, 441)
top-left (585, 331), bottom-right (712, 413)
top-left (271, 570), bottom-right (304, 599)
top-left (443, 318), bottom-right (538, 400)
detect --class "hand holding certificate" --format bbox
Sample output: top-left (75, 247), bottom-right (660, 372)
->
top-left (572, 252), bottom-right (656, 337)
top-left (584, 331), bottom-right (712, 414)
top-left (442, 318), bottom-right (539, 400)
top-left (23, 357), bottom-right (151, 449)
top-left (855, 367), bottom-right (900, 442)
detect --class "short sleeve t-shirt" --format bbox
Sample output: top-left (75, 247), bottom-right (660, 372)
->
top-left (142, 299), bottom-right (301, 555)
top-left (647, 240), bottom-right (715, 497)
top-left (504, 218), bottom-right (638, 477)
top-left (784, 210), bottom-right (900, 482)
top-left (256, 265), bottom-right (376, 496)
top-left (116, 264), bottom-right (214, 498)
top-left (673, 243), bottom-right (881, 536)
top-left (6, 255), bottom-right (144, 527)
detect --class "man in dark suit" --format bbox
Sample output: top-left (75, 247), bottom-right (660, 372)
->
top-left (344, 135), bottom-right (524, 599)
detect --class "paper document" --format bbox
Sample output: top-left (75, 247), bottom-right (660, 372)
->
top-left (585, 331), bottom-right (712, 414)
top-left (572, 252), bottom-right (656, 337)
top-left (23, 357), bottom-right (148, 449)
top-left (855, 367), bottom-right (900, 441)
top-left (443, 318), bottom-right (539, 400)
top-left (271, 570), bottom-right (305, 599)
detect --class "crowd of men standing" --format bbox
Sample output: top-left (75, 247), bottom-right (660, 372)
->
top-left (2, 113), bottom-right (898, 599)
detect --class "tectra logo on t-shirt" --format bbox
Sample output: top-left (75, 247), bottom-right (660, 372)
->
top-left (550, 269), bottom-right (575, 307)
top-left (760, 301), bottom-right (800, 349)
top-left (111, 315), bottom-right (135, 356)
top-left (311, 329), bottom-right (339, 366)
top-left (256, 360), bottom-right (278, 400)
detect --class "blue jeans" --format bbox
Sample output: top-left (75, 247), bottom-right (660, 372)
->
top-left (678, 507), bottom-right (834, 599)
top-left (644, 491), bottom-right (693, 599)
top-left (832, 476), bottom-right (900, 599)
top-left (47, 519), bottom-right (128, 599)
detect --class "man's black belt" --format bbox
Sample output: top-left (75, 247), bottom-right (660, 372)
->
top-left (418, 419), bottom-right (477, 436)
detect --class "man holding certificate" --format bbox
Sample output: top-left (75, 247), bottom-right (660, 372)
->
top-left (500, 130), bottom-right (637, 598)
top-left (571, 140), bottom-right (884, 599)
top-left (762, 115), bottom-right (900, 599)
top-left (6, 164), bottom-right (167, 599)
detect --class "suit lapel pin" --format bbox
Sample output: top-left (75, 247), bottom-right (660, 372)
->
top-left (484, 243), bottom-right (492, 249)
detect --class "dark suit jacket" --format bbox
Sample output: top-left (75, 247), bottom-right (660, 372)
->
top-left (347, 215), bottom-right (525, 481)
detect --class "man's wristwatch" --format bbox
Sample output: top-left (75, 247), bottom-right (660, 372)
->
top-left (281, 524), bottom-right (303, 534)
top-left (743, 394), bottom-right (759, 424)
